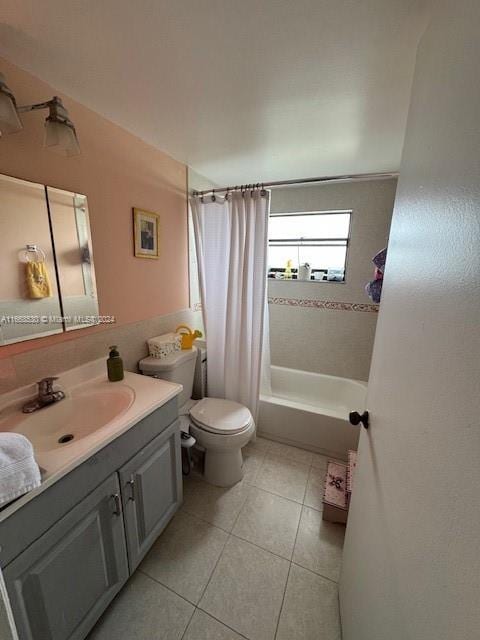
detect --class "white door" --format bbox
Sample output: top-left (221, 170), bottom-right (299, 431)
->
top-left (339, 3), bottom-right (480, 640)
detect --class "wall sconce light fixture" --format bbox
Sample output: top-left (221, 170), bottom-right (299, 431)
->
top-left (0, 72), bottom-right (80, 156)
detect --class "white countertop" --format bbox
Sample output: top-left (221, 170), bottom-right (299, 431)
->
top-left (0, 358), bottom-right (182, 522)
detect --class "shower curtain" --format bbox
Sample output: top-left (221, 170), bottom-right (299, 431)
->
top-left (191, 188), bottom-right (271, 420)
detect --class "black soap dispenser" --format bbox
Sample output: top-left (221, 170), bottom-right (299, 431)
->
top-left (107, 345), bottom-right (124, 382)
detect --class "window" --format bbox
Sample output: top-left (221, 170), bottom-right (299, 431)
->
top-left (268, 210), bottom-right (351, 282)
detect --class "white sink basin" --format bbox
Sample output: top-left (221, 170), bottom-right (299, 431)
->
top-left (11, 388), bottom-right (135, 452)
top-left (0, 359), bottom-right (183, 520)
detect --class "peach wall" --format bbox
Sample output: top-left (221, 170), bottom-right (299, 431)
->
top-left (0, 57), bottom-right (188, 358)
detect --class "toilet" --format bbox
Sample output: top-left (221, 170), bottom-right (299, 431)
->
top-left (139, 347), bottom-right (255, 487)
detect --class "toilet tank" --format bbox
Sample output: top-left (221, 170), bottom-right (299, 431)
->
top-left (138, 347), bottom-right (198, 406)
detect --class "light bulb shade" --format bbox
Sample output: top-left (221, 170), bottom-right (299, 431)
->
top-left (0, 88), bottom-right (23, 134)
top-left (44, 119), bottom-right (80, 156)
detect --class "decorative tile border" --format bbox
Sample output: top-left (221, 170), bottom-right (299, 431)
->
top-left (268, 296), bottom-right (379, 313)
top-left (193, 298), bottom-right (378, 313)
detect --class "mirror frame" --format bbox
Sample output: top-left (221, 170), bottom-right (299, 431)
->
top-left (0, 173), bottom-right (100, 346)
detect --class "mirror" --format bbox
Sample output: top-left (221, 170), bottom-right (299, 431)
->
top-left (0, 174), bottom-right (63, 344)
top-left (46, 187), bottom-right (99, 331)
top-left (0, 174), bottom-right (99, 345)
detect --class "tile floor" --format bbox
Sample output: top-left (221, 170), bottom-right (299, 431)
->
top-left (88, 438), bottom-right (345, 640)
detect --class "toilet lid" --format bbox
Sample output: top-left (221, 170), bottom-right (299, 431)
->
top-left (189, 398), bottom-right (253, 435)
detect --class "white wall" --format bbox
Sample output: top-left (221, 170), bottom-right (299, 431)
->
top-left (340, 1), bottom-right (480, 638)
top-left (268, 178), bottom-right (396, 381)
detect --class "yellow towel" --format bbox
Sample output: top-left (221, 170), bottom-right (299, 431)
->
top-left (25, 261), bottom-right (52, 299)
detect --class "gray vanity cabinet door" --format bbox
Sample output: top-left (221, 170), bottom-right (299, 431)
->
top-left (119, 420), bottom-right (182, 572)
top-left (3, 473), bottom-right (128, 640)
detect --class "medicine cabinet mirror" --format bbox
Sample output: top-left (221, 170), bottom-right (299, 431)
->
top-left (0, 174), bottom-right (99, 345)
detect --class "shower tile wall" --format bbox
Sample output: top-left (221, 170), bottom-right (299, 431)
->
top-left (269, 304), bottom-right (378, 381)
top-left (268, 178), bottom-right (396, 382)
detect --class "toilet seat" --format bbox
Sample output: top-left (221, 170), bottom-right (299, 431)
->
top-left (189, 398), bottom-right (253, 435)
top-left (139, 349), bottom-right (254, 487)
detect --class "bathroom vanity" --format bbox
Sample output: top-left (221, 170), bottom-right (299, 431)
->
top-left (0, 360), bottom-right (183, 640)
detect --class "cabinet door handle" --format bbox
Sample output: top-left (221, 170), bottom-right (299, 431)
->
top-left (111, 493), bottom-right (122, 516)
top-left (127, 479), bottom-right (135, 501)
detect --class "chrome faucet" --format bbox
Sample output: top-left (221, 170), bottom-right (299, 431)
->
top-left (22, 377), bottom-right (66, 414)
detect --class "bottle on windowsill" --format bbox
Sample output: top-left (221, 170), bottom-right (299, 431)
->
top-left (284, 259), bottom-right (293, 280)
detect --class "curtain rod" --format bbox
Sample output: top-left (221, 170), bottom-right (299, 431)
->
top-left (191, 171), bottom-right (399, 197)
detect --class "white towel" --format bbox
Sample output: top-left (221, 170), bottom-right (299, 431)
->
top-left (0, 433), bottom-right (41, 506)
top-left (148, 332), bottom-right (182, 359)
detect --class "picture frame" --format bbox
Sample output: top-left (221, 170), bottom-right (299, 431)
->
top-left (133, 208), bottom-right (160, 259)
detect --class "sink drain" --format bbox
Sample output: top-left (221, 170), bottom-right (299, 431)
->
top-left (58, 434), bottom-right (74, 444)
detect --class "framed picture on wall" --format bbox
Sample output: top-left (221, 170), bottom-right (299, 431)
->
top-left (133, 208), bottom-right (160, 259)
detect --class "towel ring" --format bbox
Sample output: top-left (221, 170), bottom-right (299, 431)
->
top-left (24, 244), bottom-right (46, 262)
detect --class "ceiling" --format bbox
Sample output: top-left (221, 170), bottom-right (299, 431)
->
top-left (0, 1), bottom-right (429, 186)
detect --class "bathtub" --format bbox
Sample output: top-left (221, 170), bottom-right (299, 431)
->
top-left (258, 366), bottom-right (367, 460)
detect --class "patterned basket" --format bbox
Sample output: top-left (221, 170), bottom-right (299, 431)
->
top-left (147, 333), bottom-right (182, 359)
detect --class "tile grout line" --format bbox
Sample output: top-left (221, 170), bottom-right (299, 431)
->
top-left (248, 437), bottom-right (340, 461)
top-left (140, 521), bottom-right (341, 594)
top-left (195, 606), bottom-right (252, 640)
top-left (179, 603), bottom-right (197, 640)
top-left (179, 505), bottom-right (233, 534)
top-left (273, 562), bottom-right (291, 640)
top-left (181, 472), bottom-right (298, 640)
top-left (139, 564), bottom-right (256, 640)
top-left (228, 526), bottom-right (297, 564)
top-left (190, 457), bottom-right (338, 637)
top-left (179, 500), bottom-right (297, 564)
top-left (303, 463), bottom-right (326, 511)
top-left (290, 560), bottom-right (341, 585)
top-left (252, 438), bottom-right (335, 469)
top-left (297, 467), bottom-right (344, 586)
top-left (182, 466), bottom-right (324, 537)
top-left (136, 569), bottom-right (199, 640)
top-left (242, 448), bottom-right (268, 485)
top-left (180, 474), bottom-right (251, 531)
top-left (190, 481), bottom-right (257, 635)
top-left (246, 447), bottom-right (331, 493)
top-left (226, 513), bottom-right (342, 585)
top-left (261, 452), bottom-right (313, 470)
top-left (252, 477), bottom-right (322, 508)
top-left (249, 452), bottom-right (313, 504)
top-left (137, 569), bottom-right (198, 608)
top-left (179, 443), bottom-right (336, 633)
top-left (273, 502), bottom-right (303, 639)
top-left (301, 464), bottom-right (310, 504)
top-left (141, 506), bottom-right (342, 604)
top-left (92, 441), bottom-right (333, 639)
top-left (274, 464), bottom-right (309, 640)
top-left (229, 482), bottom-right (253, 533)
top-left (250, 473), bottom-right (322, 509)
top-left (272, 445), bottom-right (329, 640)
top-left (208, 443), bottom-right (336, 639)
top-left (138, 511), bottom-right (232, 611)
top-left (194, 521), bottom-right (236, 609)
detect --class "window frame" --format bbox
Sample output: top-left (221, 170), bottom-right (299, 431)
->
top-left (268, 209), bottom-right (352, 283)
